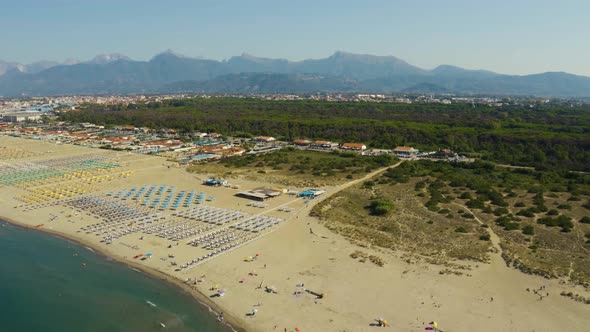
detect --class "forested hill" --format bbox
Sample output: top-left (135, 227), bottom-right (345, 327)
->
top-left (59, 98), bottom-right (590, 171)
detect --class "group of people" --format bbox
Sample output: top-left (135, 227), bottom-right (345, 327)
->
top-left (527, 285), bottom-right (549, 300)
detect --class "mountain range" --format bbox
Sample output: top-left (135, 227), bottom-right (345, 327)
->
top-left (1, 50), bottom-right (590, 97)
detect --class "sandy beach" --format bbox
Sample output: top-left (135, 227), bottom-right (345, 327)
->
top-left (1, 135), bottom-right (589, 332)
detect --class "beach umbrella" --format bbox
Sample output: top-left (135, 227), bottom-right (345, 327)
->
top-left (295, 328), bottom-right (300, 331)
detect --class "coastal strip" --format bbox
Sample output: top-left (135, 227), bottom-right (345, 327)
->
top-left (0, 217), bottom-right (243, 332)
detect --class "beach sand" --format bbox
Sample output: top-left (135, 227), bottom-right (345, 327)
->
top-left (1, 135), bottom-right (589, 332)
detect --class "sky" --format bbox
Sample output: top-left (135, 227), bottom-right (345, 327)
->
top-left (1, 0), bottom-right (589, 76)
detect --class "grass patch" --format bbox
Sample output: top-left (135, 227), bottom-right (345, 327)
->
top-left (187, 148), bottom-right (397, 186)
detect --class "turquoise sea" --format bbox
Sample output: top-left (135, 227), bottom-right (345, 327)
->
top-left (0, 220), bottom-right (232, 332)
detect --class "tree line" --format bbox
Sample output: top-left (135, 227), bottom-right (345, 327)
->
top-left (60, 98), bottom-right (590, 171)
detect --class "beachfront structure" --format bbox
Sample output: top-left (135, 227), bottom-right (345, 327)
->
top-left (340, 143), bottom-right (366, 151)
top-left (204, 178), bottom-right (228, 186)
top-left (236, 187), bottom-right (283, 201)
top-left (393, 146), bottom-right (418, 158)
top-left (298, 189), bottom-right (326, 198)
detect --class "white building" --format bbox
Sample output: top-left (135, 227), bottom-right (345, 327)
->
top-left (254, 136), bottom-right (276, 142)
top-left (1, 112), bottom-right (43, 122)
top-left (393, 146), bottom-right (419, 158)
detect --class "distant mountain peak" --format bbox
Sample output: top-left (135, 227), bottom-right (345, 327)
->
top-left (230, 53), bottom-right (288, 64)
top-left (330, 51), bottom-right (401, 60)
top-left (432, 64), bottom-right (463, 71)
top-left (151, 50), bottom-right (205, 62)
top-left (0, 60), bottom-right (21, 76)
top-left (240, 52), bottom-right (258, 59)
top-left (87, 53), bottom-right (131, 64)
top-left (62, 58), bottom-right (81, 65)
top-left (2, 51), bottom-right (590, 97)
top-left (430, 64), bottom-right (499, 78)
top-left (162, 49), bottom-right (180, 56)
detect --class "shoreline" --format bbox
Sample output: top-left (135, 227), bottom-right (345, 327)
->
top-left (1, 135), bottom-right (589, 332)
top-left (0, 216), bottom-right (245, 332)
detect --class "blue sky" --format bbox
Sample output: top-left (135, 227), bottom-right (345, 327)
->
top-left (1, 0), bottom-right (589, 76)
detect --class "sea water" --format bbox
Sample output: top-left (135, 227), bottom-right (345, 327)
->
top-left (0, 220), bottom-right (231, 332)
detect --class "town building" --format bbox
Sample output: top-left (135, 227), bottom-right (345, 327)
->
top-left (393, 146), bottom-right (419, 158)
top-left (292, 139), bottom-right (311, 146)
top-left (143, 139), bottom-right (184, 151)
top-left (254, 136), bottom-right (276, 142)
top-left (1, 112), bottom-right (43, 122)
top-left (432, 148), bottom-right (457, 159)
top-left (341, 143), bottom-right (367, 151)
top-left (310, 140), bottom-right (337, 149)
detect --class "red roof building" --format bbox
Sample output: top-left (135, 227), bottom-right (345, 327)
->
top-left (341, 143), bottom-right (366, 151)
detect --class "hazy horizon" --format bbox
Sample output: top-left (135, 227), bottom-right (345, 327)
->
top-left (2, 0), bottom-right (589, 76)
